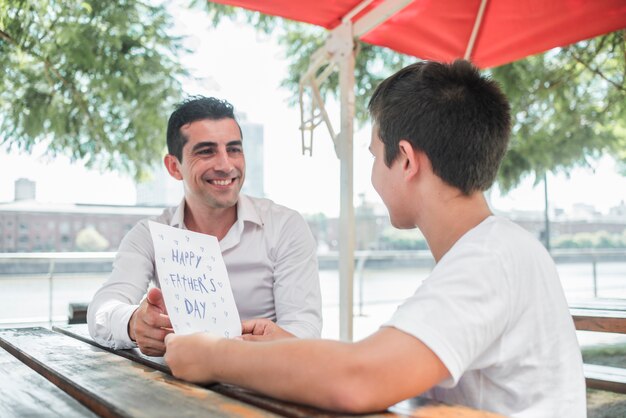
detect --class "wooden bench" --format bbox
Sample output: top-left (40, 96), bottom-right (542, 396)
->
top-left (583, 364), bottom-right (626, 394)
top-left (571, 301), bottom-right (626, 394)
top-left (571, 306), bottom-right (626, 334)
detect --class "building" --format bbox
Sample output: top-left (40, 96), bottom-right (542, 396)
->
top-left (14, 178), bottom-right (36, 201)
top-left (136, 168), bottom-right (182, 207)
top-left (240, 121), bottom-right (265, 198)
top-left (0, 199), bottom-right (161, 253)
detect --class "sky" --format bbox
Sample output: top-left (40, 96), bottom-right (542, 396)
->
top-left (1, 3), bottom-right (626, 217)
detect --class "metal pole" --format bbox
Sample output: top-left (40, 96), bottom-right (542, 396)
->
top-left (543, 172), bottom-right (551, 252)
top-left (356, 251), bottom-right (369, 317)
top-left (338, 25), bottom-right (355, 342)
top-left (47, 259), bottom-right (55, 326)
top-left (592, 257), bottom-right (598, 298)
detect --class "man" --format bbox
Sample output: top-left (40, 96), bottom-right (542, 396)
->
top-left (88, 96), bottom-right (322, 356)
top-left (163, 61), bottom-right (586, 417)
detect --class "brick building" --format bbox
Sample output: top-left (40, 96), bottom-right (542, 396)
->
top-left (0, 201), bottom-right (161, 252)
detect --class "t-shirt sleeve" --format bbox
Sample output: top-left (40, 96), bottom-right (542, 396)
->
top-left (383, 243), bottom-right (510, 387)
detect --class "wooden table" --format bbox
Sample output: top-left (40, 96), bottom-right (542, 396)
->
top-left (0, 325), bottom-right (500, 417)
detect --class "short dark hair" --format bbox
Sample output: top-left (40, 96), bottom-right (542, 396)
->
top-left (368, 60), bottom-right (511, 195)
top-left (166, 96), bottom-right (241, 161)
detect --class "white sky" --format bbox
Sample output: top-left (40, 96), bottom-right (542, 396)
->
top-left (1, 3), bottom-right (625, 216)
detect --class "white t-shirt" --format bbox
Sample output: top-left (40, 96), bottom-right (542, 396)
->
top-left (384, 216), bottom-right (586, 417)
top-left (88, 194), bottom-right (322, 349)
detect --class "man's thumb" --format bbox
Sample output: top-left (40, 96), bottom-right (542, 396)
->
top-left (147, 287), bottom-right (166, 311)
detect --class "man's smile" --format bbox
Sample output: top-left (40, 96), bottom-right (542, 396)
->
top-left (206, 177), bottom-right (237, 187)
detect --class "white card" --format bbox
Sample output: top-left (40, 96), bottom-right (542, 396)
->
top-left (148, 221), bottom-right (241, 338)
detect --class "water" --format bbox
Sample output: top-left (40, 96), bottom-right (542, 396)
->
top-left (2, 261), bottom-right (626, 345)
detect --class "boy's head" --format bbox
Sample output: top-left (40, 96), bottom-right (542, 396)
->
top-left (368, 60), bottom-right (511, 195)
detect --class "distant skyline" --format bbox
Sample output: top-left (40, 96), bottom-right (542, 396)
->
top-left (3, 151), bottom-right (626, 216)
top-left (2, 3), bottom-right (626, 217)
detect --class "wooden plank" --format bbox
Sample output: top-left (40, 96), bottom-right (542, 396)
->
top-left (584, 364), bottom-right (626, 394)
top-left (53, 324), bottom-right (170, 374)
top-left (571, 308), bottom-right (626, 333)
top-left (0, 327), bottom-right (279, 418)
top-left (0, 347), bottom-right (97, 418)
top-left (54, 325), bottom-right (385, 418)
top-left (53, 325), bottom-right (500, 418)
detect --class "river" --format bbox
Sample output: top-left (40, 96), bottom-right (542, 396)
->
top-left (1, 261), bottom-right (626, 345)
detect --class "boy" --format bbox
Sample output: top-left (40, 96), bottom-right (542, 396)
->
top-left (164, 61), bottom-right (586, 417)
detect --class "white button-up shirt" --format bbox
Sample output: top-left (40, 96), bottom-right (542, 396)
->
top-left (87, 194), bottom-right (322, 349)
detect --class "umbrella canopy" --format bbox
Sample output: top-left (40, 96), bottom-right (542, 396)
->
top-left (209, 0), bottom-right (626, 68)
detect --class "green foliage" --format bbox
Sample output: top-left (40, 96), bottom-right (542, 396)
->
top-left (582, 343), bottom-right (626, 368)
top-left (195, 3), bottom-right (413, 123)
top-left (492, 31), bottom-right (626, 191)
top-left (552, 229), bottom-right (626, 249)
top-left (0, 0), bottom-right (187, 177)
top-left (75, 226), bottom-right (109, 251)
top-left (8, 1), bottom-right (620, 187)
top-left (277, 23), bottom-right (413, 123)
top-left (196, 3), bottom-right (626, 192)
top-left (379, 228), bottom-right (428, 251)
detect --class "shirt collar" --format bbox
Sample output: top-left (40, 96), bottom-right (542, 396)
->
top-left (236, 194), bottom-right (264, 228)
top-left (170, 194), bottom-right (264, 230)
top-left (170, 198), bottom-right (186, 228)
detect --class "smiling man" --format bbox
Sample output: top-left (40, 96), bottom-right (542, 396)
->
top-left (87, 97), bottom-right (322, 355)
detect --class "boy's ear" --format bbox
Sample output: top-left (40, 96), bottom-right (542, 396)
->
top-left (398, 140), bottom-right (419, 180)
top-left (164, 154), bottom-right (183, 181)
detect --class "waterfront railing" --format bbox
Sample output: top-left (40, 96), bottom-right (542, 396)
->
top-left (1, 249), bottom-right (626, 326)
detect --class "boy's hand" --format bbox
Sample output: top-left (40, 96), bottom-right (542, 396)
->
top-left (164, 332), bottom-right (221, 383)
top-left (240, 318), bottom-right (295, 341)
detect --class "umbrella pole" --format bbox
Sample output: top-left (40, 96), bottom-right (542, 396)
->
top-left (297, 20), bottom-right (357, 341)
top-left (338, 26), bottom-right (356, 342)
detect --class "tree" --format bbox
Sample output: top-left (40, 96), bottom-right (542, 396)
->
top-left (3, 1), bottom-right (624, 188)
top-left (492, 32), bottom-right (626, 191)
top-left (197, 3), bottom-right (626, 191)
top-left (75, 226), bottom-right (109, 251)
top-left (0, 0), bottom-right (187, 178)
top-left (380, 228), bottom-right (428, 251)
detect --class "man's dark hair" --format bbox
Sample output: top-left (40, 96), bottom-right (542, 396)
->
top-left (368, 60), bottom-right (511, 195)
top-left (166, 96), bottom-right (241, 161)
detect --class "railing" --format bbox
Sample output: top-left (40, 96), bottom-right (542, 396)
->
top-left (0, 252), bottom-right (115, 326)
top-left (1, 249), bottom-right (626, 326)
top-left (551, 249), bottom-right (626, 297)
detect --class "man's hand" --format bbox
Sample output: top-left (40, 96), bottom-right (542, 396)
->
top-left (240, 319), bottom-right (295, 341)
top-left (164, 332), bottom-right (220, 384)
top-left (128, 288), bottom-right (173, 356)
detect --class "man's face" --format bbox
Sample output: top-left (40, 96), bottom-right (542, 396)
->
top-left (176, 118), bottom-right (245, 210)
top-left (369, 125), bottom-right (410, 228)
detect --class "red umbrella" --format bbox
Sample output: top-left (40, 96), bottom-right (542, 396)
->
top-left (209, 0), bottom-right (626, 68)
top-left (207, 0), bottom-right (626, 340)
